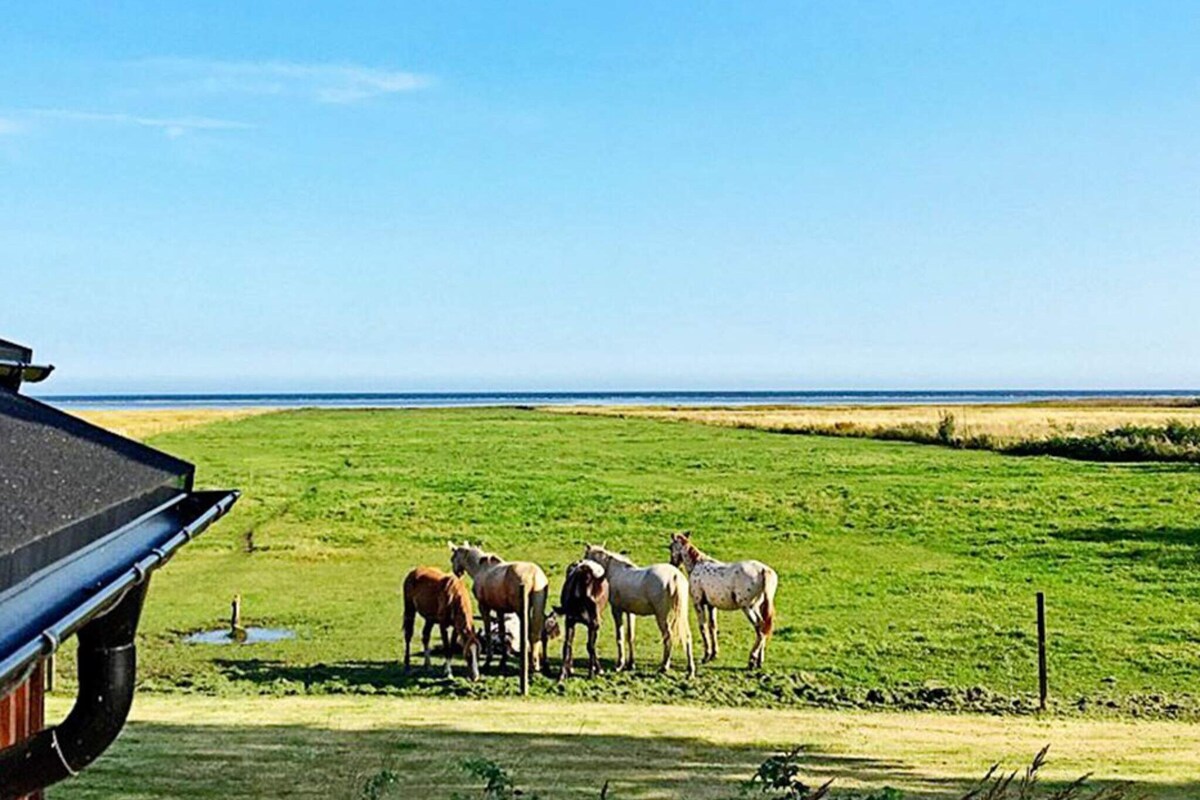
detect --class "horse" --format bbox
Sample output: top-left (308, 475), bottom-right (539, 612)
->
top-left (553, 559), bottom-right (609, 680)
top-left (402, 566), bottom-right (481, 680)
top-left (583, 544), bottom-right (695, 677)
top-left (489, 610), bottom-right (561, 660)
top-left (669, 532), bottom-right (778, 669)
top-left (449, 541), bottom-right (550, 694)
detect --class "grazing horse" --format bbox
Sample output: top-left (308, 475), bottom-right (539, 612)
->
top-left (553, 559), bottom-right (609, 680)
top-left (669, 533), bottom-right (778, 669)
top-left (449, 541), bottom-right (550, 695)
top-left (583, 545), bottom-right (695, 677)
top-left (402, 566), bottom-right (481, 680)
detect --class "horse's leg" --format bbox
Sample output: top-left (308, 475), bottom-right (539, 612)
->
top-left (709, 605), bottom-right (720, 662)
top-left (656, 612), bottom-right (673, 673)
top-left (559, 621), bottom-right (574, 681)
top-left (742, 606), bottom-right (763, 670)
top-left (626, 613), bottom-right (637, 671)
top-left (587, 621), bottom-right (601, 677)
top-left (695, 601), bottom-right (711, 663)
top-left (498, 612), bottom-right (510, 675)
top-left (754, 597), bottom-right (769, 668)
top-left (440, 623), bottom-right (454, 678)
top-left (403, 608), bottom-right (416, 672)
top-left (612, 607), bottom-right (625, 671)
top-left (421, 618), bottom-right (435, 669)
top-left (481, 607), bottom-right (494, 668)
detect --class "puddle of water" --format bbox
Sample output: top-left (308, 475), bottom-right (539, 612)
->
top-left (185, 627), bottom-right (296, 645)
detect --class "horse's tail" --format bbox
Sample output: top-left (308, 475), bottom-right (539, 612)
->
top-left (529, 584), bottom-right (547, 646)
top-left (401, 573), bottom-right (416, 636)
top-left (667, 572), bottom-right (691, 646)
top-left (760, 567), bottom-right (778, 639)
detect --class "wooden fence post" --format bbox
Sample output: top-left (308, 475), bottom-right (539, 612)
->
top-left (1036, 591), bottom-right (1048, 711)
top-left (519, 596), bottom-right (530, 696)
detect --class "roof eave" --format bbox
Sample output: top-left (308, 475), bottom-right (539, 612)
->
top-left (0, 489), bottom-right (239, 696)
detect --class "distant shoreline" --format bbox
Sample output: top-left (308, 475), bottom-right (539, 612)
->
top-left (33, 389), bottom-right (1200, 412)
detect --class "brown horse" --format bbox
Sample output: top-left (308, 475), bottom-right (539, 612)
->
top-left (553, 559), bottom-right (609, 680)
top-left (402, 566), bottom-right (481, 680)
top-left (449, 541), bottom-right (549, 695)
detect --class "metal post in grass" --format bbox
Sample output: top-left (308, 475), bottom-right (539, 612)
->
top-left (1036, 591), bottom-right (1048, 711)
top-left (45, 653), bottom-right (55, 692)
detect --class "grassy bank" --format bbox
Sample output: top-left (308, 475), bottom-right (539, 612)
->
top-left (75, 407), bottom-right (277, 439)
top-left (48, 695), bottom-right (1200, 799)
top-left (45, 407), bottom-right (1200, 716)
top-left (554, 404), bottom-right (1200, 464)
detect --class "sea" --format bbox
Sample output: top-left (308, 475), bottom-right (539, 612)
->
top-left (34, 390), bottom-right (1200, 412)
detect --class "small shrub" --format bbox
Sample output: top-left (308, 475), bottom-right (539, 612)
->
top-left (454, 758), bottom-right (540, 800)
top-left (937, 411), bottom-right (958, 445)
top-left (358, 769), bottom-right (401, 800)
top-left (742, 746), bottom-right (832, 800)
top-left (1006, 421), bottom-right (1200, 463)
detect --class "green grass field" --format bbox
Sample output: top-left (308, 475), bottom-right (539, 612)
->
top-left (64, 408), bottom-right (1200, 714)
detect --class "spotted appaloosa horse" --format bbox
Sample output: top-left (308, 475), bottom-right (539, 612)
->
top-left (402, 566), bottom-right (481, 680)
top-left (669, 532), bottom-right (777, 669)
top-left (584, 544), bottom-right (695, 677)
top-left (449, 541), bottom-right (550, 695)
top-left (553, 559), bottom-right (609, 680)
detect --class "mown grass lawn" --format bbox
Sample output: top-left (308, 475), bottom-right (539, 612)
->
top-left (62, 408), bottom-right (1200, 712)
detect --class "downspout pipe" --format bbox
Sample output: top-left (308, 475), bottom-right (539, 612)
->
top-left (0, 580), bottom-right (148, 799)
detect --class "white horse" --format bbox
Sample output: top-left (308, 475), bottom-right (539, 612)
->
top-left (583, 544), bottom-right (695, 677)
top-left (669, 533), bottom-right (778, 669)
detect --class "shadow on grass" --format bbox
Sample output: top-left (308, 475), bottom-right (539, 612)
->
top-left (211, 658), bottom-right (1063, 719)
top-left (1053, 526), bottom-right (1200, 547)
top-left (214, 657), bottom-right (552, 696)
top-left (1051, 526), bottom-right (1200, 570)
top-left (51, 719), bottom-right (1080, 800)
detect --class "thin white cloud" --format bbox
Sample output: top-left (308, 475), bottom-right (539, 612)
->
top-left (138, 58), bottom-right (431, 104)
top-left (29, 109), bottom-right (253, 138)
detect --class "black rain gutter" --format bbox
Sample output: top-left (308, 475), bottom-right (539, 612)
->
top-left (0, 489), bottom-right (238, 799)
top-left (0, 359), bottom-right (53, 391)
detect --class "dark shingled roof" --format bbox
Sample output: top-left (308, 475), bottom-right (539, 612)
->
top-left (0, 392), bottom-right (193, 592)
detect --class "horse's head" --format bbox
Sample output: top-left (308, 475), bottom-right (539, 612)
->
top-left (449, 540), bottom-right (485, 577)
top-left (458, 624), bottom-right (482, 681)
top-left (582, 543), bottom-right (611, 569)
top-left (669, 532), bottom-right (690, 567)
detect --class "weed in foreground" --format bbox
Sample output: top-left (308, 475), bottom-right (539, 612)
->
top-left (421, 746), bottom-right (1140, 800)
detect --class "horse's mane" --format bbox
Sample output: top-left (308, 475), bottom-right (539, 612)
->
top-left (441, 574), bottom-right (475, 632)
top-left (601, 549), bottom-right (637, 568)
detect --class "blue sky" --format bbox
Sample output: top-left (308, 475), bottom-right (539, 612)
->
top-left (2, 3), bottom-right (1198, 393)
